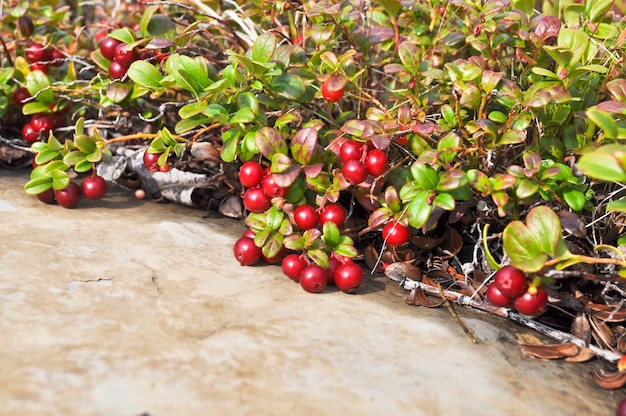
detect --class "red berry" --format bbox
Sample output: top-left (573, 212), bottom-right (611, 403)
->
top-left (35, 188), bottom-right (56, 204)
top-left (238, 161), bottom-right (264, 188)
top-left (158, 163), bottom-right (171, 173)
top-left (365, 149), bottom-right (388, 176)
top-left (51, 112), bottom-right (66, 129)
top-left (493, 265), bottom-right (527, 298)
top-left (100, 37), bottom-right (123, 60)
top-left (294, 204), bottom-right (319, 230)
top-left (22, 123), bottom-right (40, 142)
top-left (25, 42), bottom-right (50, 63)
top-left (114, 43), bottom-right (139, 68)
top-left (299, 265), bottom-right (328, 293)
top-left (31, 113), bottom-right (53, 133)
top-left (50, 49), bottom-right (65, 66)
top-left (30, 63), bottom-right (49, 73)
top-left (319, 203), bottom-right (346, 227)
top-left (281, 254), bottom-right (307, 280)
top-left (616, 398), bottom-right (626, 416)
top-left (242, 228), bottom-right (256, 239)
top-left (486, 283), bottom-right (513, 307)
top-left (342, 160), bottom-right (368, 184)
top-left (321, 76), bottom-right (345, 102)
top-left (233, 237), bottom-right (262, 266)
top-left (340, 140), bottom-right (364, 163)
top-left (261, 173), bottom-right (287, 197)
top-left (54, 181), bottom-right (82, 208)
top-left (81, 175), bottom-right (108, 200)
top-left (263, 247), bottom-right (287, 264)
top-left (243, 188), bottom-right (272, 213)
top-left (382, 220), bottom-right (410, 246)
top-left (143, 151), bottom-right (162, 170)
top-left (12, 87), bottom-right (31, 106)
top-left (334, 262), bottom-right (364, 293)
top-left (108, 60), bottom-right (127, 79)
top-left (513, 287), bottom-right (548, 317)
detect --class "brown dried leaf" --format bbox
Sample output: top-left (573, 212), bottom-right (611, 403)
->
top-left (218, 195), bottom-right (244, 219)
top-left (590, 315), bottom-right (616, 348)
top-left (571, 312), bottom-right (592, 344)
top-left (518, 342), bottom-right (579, 359)
top-left (556, 210), bottom-right (587, 238)
top-left (565, 346), bottom-right (596, 363)
top-left (384, 262), bottom-right (422, 283)
top-left (363, 245), bottom-right (382, 272)
top-left (591, 368), bottom-right (626, 389)
top-left (414, 286), bottom-right (445, 308)
top-left (588, 303), bottom-right (626, 323)
top-left (617, 333), bottom-right (626, 352)
top-left (439, 226), bottom-right (463, 256)
top-left (405, 287), bottom-right (420, 306)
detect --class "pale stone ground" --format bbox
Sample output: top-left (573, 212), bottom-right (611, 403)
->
top-left (0, 168), bottom-right (621, 415)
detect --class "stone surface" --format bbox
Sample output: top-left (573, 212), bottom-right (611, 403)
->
top-left (0, 169), bottom-right (618, 415)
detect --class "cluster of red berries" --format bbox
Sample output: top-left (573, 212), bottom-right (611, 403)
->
top-left (233, 159), bottom-right (364, 293)
top-left (15, 85), bottom-right (67, 142)
top-left (486, 265), bottom-right (548, 316)
top-left (339, 139), bottom-right (389, 185)
top-left (25, 42), bottom-right (64, 73)
top-left (143, 150), bottom-right (171, 173)
top-left (35, 174), bottom-right (108, 209)
top-left (99, 36), bottom-right (140, 79)
top-left (100, 35), bottom-right (169, 80)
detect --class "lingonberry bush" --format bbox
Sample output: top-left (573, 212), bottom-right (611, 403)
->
top-left (2, 0), bottom-right (626, 391)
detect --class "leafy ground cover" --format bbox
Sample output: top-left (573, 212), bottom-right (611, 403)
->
top-left (2, 0), bottom-right (626, 400)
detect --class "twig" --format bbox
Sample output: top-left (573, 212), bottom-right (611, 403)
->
top-left (400, 277), bottom-right (623, 363)
top-left (436, 282), bottom-right (478, 343)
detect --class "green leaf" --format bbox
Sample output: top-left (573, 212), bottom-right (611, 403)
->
top-left (230, 107), bottom-right (255, 124)
top-left (179, 101), bottom-right (208, 119)
top-left (322, 221), bottom-right (341, 246)
top-left (127, 60), bottom-right (163, 89)
top-left (139, 5), bottom-right (158, 38)
top-left (262, 233), bottom-right (284, 259)
top-left (22, 101), bottom-right (50, 115)
top-left (410, 162), bottom-right (438, 190)
top-left (503, 220), bottom-right (547, 272)
top-left (266, 207), bottom-right (284, 231)
top-left (26, 70), bottom-right (53, 104)
top-left (436, 169), bottom-right (467, 192)
top-left (398, 42), bottom-right (421, 76)
top-left (562, 188), bottom-right (586, 211)
top-left (607, 199), bottom-right (626, 212)
top-left (433, 192), bottom-right (455, 211)
top-left (63, 150), bottom-right (85, 166)
top-left (586, 107), bottom-right (618, 139)
top-left (406, 190), bottom-right (432, 229)
top-left (220, 128), bottom-right (241, 163)
top-left (174, 114), bottom-right (210, 134)
top-left (108, 27), bottom-right (135, 43)
top-left (377, 0), bottom-right (401, 16)
top-left (307, 249), bottom-right (329, 269)
top-left (251, 32), bottom-right (277, 63)
top-left (577, 145), bottom-right (626, 182)
top-left (557, 28), bottom-right (589, 65)
top-left (23, 176), bottom-right (53, 195)
top-left (525, 205), bottom-right (561, 256)
top-left (34, 149), bottom-right (59, 165)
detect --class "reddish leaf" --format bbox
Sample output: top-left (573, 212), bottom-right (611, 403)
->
top-left (607, 79), bottom-right (626, 102)
top-left (592, 368), bottom-right (626, 389)
top-left (597, 100), bottom-right (626, 115)
top-left (535, 15), bottom-right (562, 43)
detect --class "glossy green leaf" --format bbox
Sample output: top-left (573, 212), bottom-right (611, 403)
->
top-left (322, 221), bottom-right (341, 246)
top-left (406, 190), bottom-right (432, 229)
top-left (26, 70), bottom-right (53, 104)
top-left (577, 145), bottom-right (626, 182)
top-left (108, 27), bottom-right (135, 43)
top-left (251, 32), bottom-right (277, 63)
top-left (23, 176), bottom-right (53, 195)
top-left (127, 60), bottom-right (163, 89)
top-left (503, 220), bottom-right (546, 272)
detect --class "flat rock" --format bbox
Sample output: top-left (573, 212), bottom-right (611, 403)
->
top-left (0, 169), bottom-right (617, 415)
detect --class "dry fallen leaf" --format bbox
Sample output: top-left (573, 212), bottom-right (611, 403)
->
top-left (565, 346), bottom-right (596, 363)
top-left (404, 286), bottom-right (445, 308)
top-left (518, 342), bottom-right (580, 359)
top-left (385, 262), bottom-right (422, 282)
top-left (571, 311), bottom-right (592, 344)
top-left (591, 368), bottom-right (626, 389)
